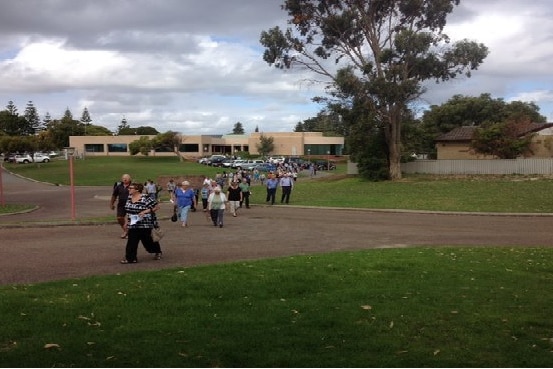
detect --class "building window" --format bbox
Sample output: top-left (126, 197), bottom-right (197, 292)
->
top-left (179, 144), bottom-right (200, 153)
top-left (84, 144), bottom-right (104, 153)
top-left (303, 144), bottom-right (343, 156)
top-left (107, 144), bottom-right (128, 152)
top-left (154, 146), bottom-right (174, 153)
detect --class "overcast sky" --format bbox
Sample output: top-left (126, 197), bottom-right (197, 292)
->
top-left (0, 0), bottom-right (552, 135)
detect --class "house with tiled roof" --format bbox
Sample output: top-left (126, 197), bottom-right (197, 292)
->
top-left (435, 123), bottom-right (553, 159)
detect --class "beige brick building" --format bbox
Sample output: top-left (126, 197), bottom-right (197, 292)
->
top-left (69, 131), bottom-right (344, 159)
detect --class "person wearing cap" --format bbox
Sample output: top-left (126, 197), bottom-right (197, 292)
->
top-left (208, 185), bottom-right (228, 228)
top-left (172, 180), bottom-right (196, 228)
top-left (279, 172), bottom-right (294, 204)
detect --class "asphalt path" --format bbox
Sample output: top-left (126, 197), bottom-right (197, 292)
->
top-left (1, 166), bottom-right (552, 286)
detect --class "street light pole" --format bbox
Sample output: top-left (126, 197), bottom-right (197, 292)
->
top-left (0, 164), bottom-right (4, 206)
top-left (65, 147), bottom-right (76, 220)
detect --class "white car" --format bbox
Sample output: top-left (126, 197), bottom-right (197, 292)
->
top-left (268, 156), bottom-right (286, 164)
top-left (15, 153), bottom-right (51, 164)
top-left (236, 159), bottom-right (265, 170)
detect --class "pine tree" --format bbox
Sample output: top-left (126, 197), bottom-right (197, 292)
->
top-left (80, 107), bottom-right (92, 135)
top-left (24, 101), bottom-right (42, 134)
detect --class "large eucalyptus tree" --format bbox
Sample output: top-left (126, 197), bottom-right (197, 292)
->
top-left (260, 0), bottom-right (488, 179)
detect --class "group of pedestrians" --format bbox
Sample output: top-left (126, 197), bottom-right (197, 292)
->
top-left (109, 168), bottom-right (298, 264)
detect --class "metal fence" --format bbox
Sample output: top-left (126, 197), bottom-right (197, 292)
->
top-left (400, 159), bottom-right (553, 175)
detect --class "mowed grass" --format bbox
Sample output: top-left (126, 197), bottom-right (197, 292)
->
top-left (2, 157), bottom-right (553, 367)
top-left (2, 248), bottom-right (553, 367)
top-left (3, 156), bottom-right (553, 213)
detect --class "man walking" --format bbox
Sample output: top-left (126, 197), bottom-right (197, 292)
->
top-left (265, 173), bottom-right (278, 205)
top-left (279, 173), bottom-right (293, 204)
top-left (110, 173), bottom-right (132, 238)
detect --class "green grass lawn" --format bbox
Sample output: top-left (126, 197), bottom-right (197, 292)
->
top-left (3, 156), bottom-right (553, 213)
top-left (1, 247), bottom-right (552, 367)
top-left (2, 157), bottom-right (553, 367)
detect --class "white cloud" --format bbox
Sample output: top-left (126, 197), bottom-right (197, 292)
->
top-left (0, 0), bottom-right (552, 136)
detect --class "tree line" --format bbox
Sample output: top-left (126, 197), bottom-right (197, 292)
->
top-left (0, 101), bottom-right (160, 154)
top-left (1, 92), bottom-right (547, 178)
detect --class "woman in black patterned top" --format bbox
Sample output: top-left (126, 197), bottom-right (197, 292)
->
top-left (121, 182), bottom-right (163, 264)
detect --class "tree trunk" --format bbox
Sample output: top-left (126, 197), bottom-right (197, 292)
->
top-left (387, 107), bottom-right (402, 181)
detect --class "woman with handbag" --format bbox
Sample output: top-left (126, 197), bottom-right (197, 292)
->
top-left (121, 182), bottom-right (163, 263)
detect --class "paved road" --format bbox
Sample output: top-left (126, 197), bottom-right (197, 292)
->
top-left (1, 167), bottom-right (552, 286)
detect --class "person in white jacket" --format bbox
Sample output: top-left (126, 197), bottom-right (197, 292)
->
top-left (207, 186), bottom-right (228, 228)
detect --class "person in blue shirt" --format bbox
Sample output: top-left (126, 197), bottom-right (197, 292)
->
top-left (172, 180), bottom-right (196, 227)
top-left (265, 173), bottom-right (279, 205)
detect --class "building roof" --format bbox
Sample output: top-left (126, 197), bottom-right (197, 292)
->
top-left (435, 126), bottom-right (477, 142)
top-left (435, 123), bottom-right (553, 142)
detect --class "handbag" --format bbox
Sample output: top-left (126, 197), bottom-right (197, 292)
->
top-left (171, 205), bottom-right (178, 222)
top-left (151, 227), bottom-right (164, 242)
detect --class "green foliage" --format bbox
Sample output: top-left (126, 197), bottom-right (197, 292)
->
top-left (356, 156), bottom-right (390, 181)
top-left (128, 136), bottom-right (153, 155)
top-left (1, 248), bottom-right (552, 367)
top-left (260, 0), bottom-right (489, 180)
top-left (83, 125), bottom-right (112, 136)
top-left (24, 100), bottom-right (42, 133)
top-left (471, 120), bottom-right (535, 159)
top-left (118, 126), bottom-right (159, 135)
top-left (152, 131), bottom-right (180, 153)
top-left (296, 111), bottom-right (344, 135)
top-left (79, 107), bottom-right (91, 126)
top-left (256, 134), bottom-right (274, 157)
top-left (0, 106), bottom-right (31, 136)
top-left (420, 94), bottom-right (548, 156)
top-left (231, 121), bottom-right (245, 134)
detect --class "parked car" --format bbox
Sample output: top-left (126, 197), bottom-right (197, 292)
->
top-left (3, 153), bottom-right (16, 163)
top-left (230, 159), bottom-right (247, 169)
top-left (313, 160), bottom-right (336, 170)
top-left (220, 158), bottom-right (234, 168)
top-left (197, 156), bottom-right (210, 164)
top-left (236, 159), bottom-right (265, 170)
top-left (252, 163), bottom-right (276, 172)
top-left (268, 156), bottom-right (286, 164)
top-left (15, 153), bottom-right (51, 164)
top-left (207, 155), bottom-right (227, 167)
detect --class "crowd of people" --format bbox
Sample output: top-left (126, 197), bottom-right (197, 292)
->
top-left (109, 163), bottom-right (307, 265)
